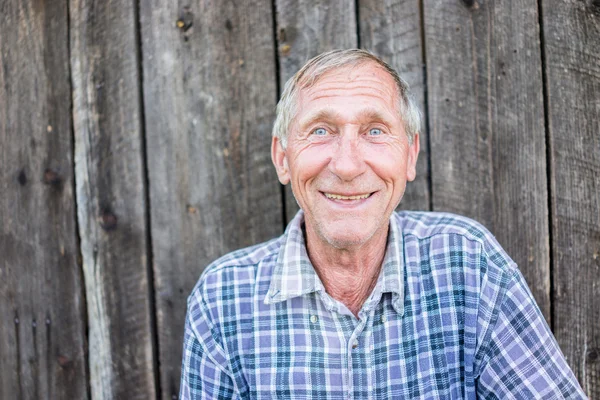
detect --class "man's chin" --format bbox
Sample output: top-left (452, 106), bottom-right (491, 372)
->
top-left (314, 220), bottom-right (380, 250)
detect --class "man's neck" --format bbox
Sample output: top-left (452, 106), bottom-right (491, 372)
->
top-left (304, 224), bottom-right (389, 317)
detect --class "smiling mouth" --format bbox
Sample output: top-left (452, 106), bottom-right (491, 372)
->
top-left (323, 192), bottom-right (373, 200)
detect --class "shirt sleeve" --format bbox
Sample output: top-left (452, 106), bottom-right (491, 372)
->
top-left (180, 308), bottom-right (237, 400)
top-left (476, 268), bottom-right (587, 399)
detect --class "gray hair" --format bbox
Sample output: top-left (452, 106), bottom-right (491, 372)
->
top-left (272, 49), bottom-right (421, 147)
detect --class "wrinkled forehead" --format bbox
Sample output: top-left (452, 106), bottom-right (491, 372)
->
top-left (296, 63), bottom-right (401, 112)
top-left (298, 61), bottom-right (399, 94)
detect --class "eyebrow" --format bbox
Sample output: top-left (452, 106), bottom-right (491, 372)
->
top-left (297, 107), bottom-right (395, 129)
top-left (297, 108), bottom-right (343, 129)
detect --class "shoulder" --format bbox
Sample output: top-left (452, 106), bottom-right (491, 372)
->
top-left (187, 236), bottom-right (282, 314)
top-left (395, 211), bottom-right (494, 242)
top-left (395, 211), bottom-right (510, 253)
top-left (393, 211), bottom-right (517, 274)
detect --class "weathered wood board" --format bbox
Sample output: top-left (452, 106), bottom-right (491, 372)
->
top-left (359, 0), bottom-right (430, 211)
top-left (0, 1), bottom-right (88, 399)
top-left (140, 1), bottom-right (283, 398)
top-left (275, 0), bottom-right (358, 221)
top-left (70, 0), bottom-right (157, 398)
top-left (542, 0), bottom-right (600, 396)
top-left (424, 0), bottom-right (551, 320)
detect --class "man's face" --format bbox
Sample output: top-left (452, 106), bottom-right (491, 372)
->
top-left (272, 62), bottom-right (419, 249)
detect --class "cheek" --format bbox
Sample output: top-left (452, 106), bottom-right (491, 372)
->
top-left (363, 146), bottom-right (406, 179)
top-left (289, 145), bottom-right (332, 180)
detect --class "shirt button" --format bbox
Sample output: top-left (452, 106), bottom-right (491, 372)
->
top-left (310, 315), bottom-right (318, 323)
top-left (352, 340), bottom-right (359, 349)
top-left (381, 314), bottom-right (387, 323)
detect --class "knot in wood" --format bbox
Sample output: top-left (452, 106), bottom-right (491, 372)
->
top-left (99, 210), bottom-right (118, 231)
top-left (43, 168), bottom-right (62, 186)
top-left (587, 347), bottom-right (599, 364)
top-left (17, 169), bottom-right (27, 186)
top-left (591, 0), bottom-right (600, 16)
top-left (57, 355), bottom-right (72, 368)
top-left (17, 168), bottom-right (27, 186)
top-left (461, 0), bottom-right (479, 10)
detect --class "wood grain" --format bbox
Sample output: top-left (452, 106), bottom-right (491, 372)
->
top-left (70, 0), bottom-right (157, 398)
top-left (542, 0), bottom-right (600, 396)
top-left (359, 0), bottom-right (430, 211)
top-left (424, 0), bottom-right (551, 320)
top-left (139, 1), bottom-right (283, 398)
top-left (0, 1), bottom-right (88, 399)
top-left (275, 0), bottom-right (358, 221)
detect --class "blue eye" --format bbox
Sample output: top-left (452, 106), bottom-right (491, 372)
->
top-left (313, 128), bottom-right (327, 136)
top-left (369, 128), bottom-right (382, 136)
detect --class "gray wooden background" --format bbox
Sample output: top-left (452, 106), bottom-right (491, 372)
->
top-left (1, 0), bottom-right (598, 398)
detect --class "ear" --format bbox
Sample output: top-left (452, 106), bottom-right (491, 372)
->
top-left (406, 132), bottom-right (420, 182)
top-left (271, 136), bottom-right (290, 185)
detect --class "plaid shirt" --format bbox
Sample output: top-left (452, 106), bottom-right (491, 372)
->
top-left (180, 210), bottom-right (586, 399)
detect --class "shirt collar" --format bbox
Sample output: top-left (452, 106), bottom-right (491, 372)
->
top-left (265, 210), bottom-right (405, 316)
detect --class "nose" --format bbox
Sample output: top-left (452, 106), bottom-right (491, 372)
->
top-left (328, 132), bottom-right (366, 181)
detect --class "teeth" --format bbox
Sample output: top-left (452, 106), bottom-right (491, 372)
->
top-left (324, 193), bottom-right (371, 200)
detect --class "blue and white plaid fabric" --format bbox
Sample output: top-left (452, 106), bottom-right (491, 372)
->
top-left (180, 210), bottom-right (586, 399)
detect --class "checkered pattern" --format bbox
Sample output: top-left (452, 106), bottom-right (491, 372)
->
top-left (180, 210), bottom-right (586, 399)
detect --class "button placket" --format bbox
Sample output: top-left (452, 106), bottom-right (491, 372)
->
top-left (347, 314), bottom-right (371, 399)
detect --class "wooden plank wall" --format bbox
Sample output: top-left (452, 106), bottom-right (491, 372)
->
top-left (140, 1), bottom-right (282, 398)
top-left (70, 0), bottom-right (156, 398)
top-left (0, 1), bottom-right (88, 399)
top-left (0, 0), bottom-right (598, 398)
top-left (542, 1), bottom-right (600, 396)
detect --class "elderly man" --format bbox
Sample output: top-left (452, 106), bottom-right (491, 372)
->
top-left (180, 49), bottom-right (586, 399)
